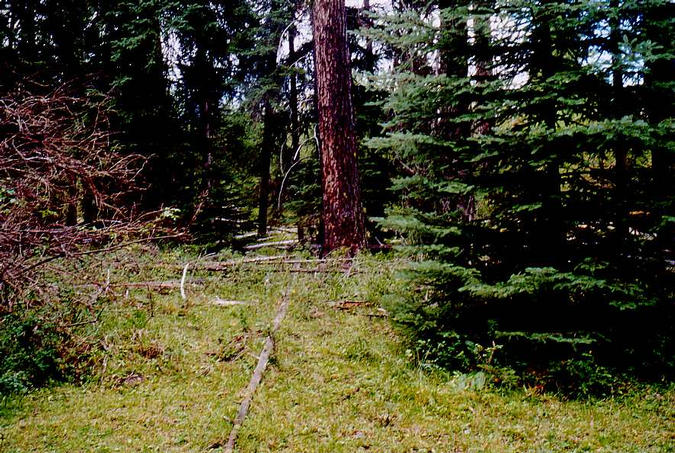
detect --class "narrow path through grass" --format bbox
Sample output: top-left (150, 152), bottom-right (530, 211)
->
top-left (1, 247), bottom-right (672, 452)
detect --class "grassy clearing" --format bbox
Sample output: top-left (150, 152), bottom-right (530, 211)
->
top-left (1, 245), bottom-right (673, 452)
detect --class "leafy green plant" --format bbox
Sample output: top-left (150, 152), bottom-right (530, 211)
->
top-left (0, 310), bottom-right (65, 395)
top-left (546, 353), bottom-right (621, 398)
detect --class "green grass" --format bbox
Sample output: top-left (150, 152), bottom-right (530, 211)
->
top-left (1, 245), bottom-right (673, 452)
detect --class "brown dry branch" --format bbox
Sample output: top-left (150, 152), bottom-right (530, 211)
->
top-left (162, 256), bottom-right (353, 271)
top-left (242, 239), bottom-right (298, 251)
top-left (0, 84), bottom-right (180, 308)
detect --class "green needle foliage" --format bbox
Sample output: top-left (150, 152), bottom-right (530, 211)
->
top-left (1, 0), bottom-right (672, 399)
top-left (368, 0), bottom-right (674, 394)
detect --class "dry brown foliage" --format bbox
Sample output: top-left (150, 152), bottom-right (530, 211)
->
top-left (0, 85), bottom-right (179, 306)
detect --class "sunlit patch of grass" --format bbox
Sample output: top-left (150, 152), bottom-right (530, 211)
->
top-left (1, 247), bottom-right (673, 452)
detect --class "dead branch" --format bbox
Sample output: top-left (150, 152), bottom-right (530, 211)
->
top-left (76, 279), bottom-right (206, 289)
top-left (243, 240), bottom-right (298, 251)
top-left (180, 263), bottom-right (189, 301)
top-left (212, 298), bottom-right (254, 306)
top-left (224, 278), bottom-right (295, 452)
top-left (0, 85), bottom-right (181, 307)
top-left (116, 281), bottom-right (202, 289)
top-left (166, 256), bottom-right (352, 271)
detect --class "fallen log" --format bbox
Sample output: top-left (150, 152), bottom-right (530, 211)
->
top-left (266, 268), bottom-right (361, 274)
top-left (328, 300), bottom-right (371, 309)
top-left (189, 255), bottom-right (290, 270)
top-left (164, 256), bottom-right (352, 271)
top-left (224, 287), bottom-right (293, 452)
top-left (212, 298), bottom-right (254, 306)
top-left (78, 280), bottom-right (206, 289)
top-left (243, 239), bottom-right (298, 251)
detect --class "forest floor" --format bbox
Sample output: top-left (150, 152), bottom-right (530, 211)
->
top-left (1, 233), bottom-right (673, 452)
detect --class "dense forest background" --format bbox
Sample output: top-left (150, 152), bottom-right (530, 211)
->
top-left (1, 0), bottom-right (673, 396)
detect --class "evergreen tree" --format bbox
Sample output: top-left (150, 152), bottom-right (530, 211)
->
top-left (167, 0), bottom-right (257, 234)
top-left (369, 0), bottom-right (674, 389)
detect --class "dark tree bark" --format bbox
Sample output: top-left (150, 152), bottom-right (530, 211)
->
top-left (258, 100), bottom-right (274, 236)
top-left (530, 1), bottom-right (564, 267)
top-left (609, 0), bottom-right (628, 250)
top-left (312, 0), bottom-right (365, 252)
top-left (287, 23), bottom-right (300, 172)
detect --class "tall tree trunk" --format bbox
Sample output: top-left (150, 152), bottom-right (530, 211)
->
top-left (531, 1), bottom-right (564, 267)
top-left (362, 0), bottom-right (375, 71)
top-left (194, 46), bottom-right (215, 193)
top-left (278, 22), bottom-right (300, 219)
top-left (312, 0), bottom-right (365, 252)
top-left (609, 0), bottom-right (628, 250)
top-left (288, 24), bottom-right (299, 171)
top-left (258, 100), bottom-right (274, 236)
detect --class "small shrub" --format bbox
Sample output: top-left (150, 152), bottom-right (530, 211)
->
top-left (388, 257), bottom-right (673, 398)
top-left (546, 353), bottom-right (622, 398)
top-left (0, 310), bottom-right (66, 395)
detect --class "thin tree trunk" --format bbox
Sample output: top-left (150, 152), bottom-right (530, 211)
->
top-left (258, 101), bottom-right (274, 236)
top-left (362, 0), bottom-right (375, 70)
top-left (194, 46), bottom-right (215, 193)
top-left (312, 0), bottom-right (366, 252)
top-left (289, 25), bottom-right (300, 168)
top-left (609, 0), bottom-right (628, 250)
top-left (278, 24), bottom-right (299, 217)
top-left (531, 2), bottom-right (564, 267)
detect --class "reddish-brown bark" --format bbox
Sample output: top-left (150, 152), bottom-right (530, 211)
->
top-left (312, 0), bottom-right (366, 252)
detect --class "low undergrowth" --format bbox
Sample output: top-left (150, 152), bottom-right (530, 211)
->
top-left (0, 309), bottom-right (68, 395)
top-left (0, 241), bottom-right (673, 452)
top-left (383, 256), bottom-right (674, 400)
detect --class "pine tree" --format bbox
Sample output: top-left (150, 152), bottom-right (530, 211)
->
top-left (313, 0), bottom-right (366, 252)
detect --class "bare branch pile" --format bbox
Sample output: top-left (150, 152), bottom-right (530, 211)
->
top-left (0, 85), bottom-right (170, 305)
